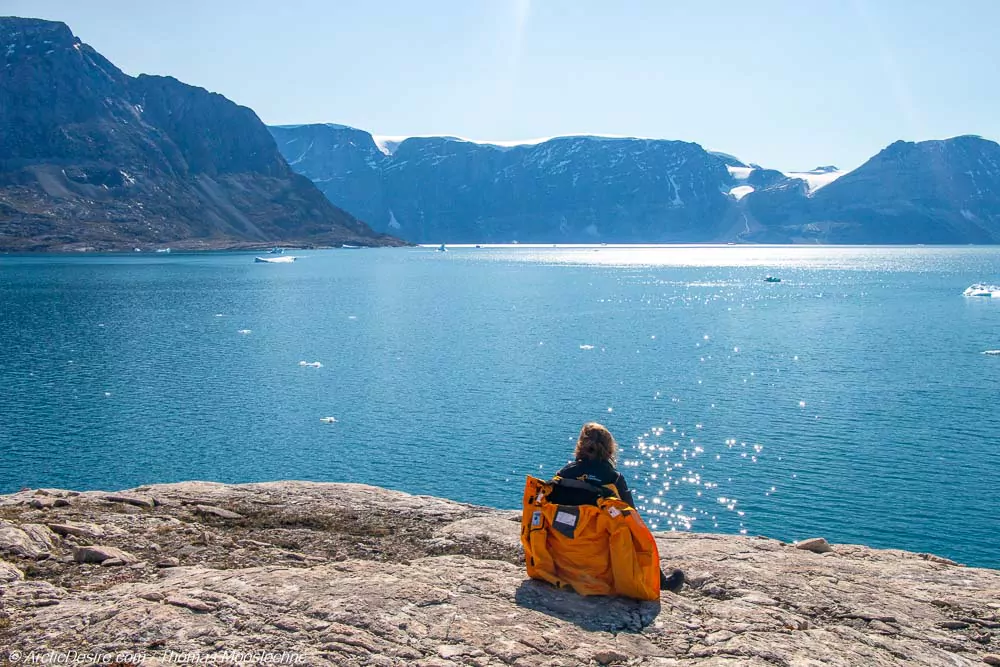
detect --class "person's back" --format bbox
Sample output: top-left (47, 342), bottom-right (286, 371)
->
top-left (549, 453), bottom-right (635, 507)
top-left (543, 421), bottom-right (684, 594)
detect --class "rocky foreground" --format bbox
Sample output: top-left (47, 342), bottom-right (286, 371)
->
top-left (1, 482), bottom-right (999, 666)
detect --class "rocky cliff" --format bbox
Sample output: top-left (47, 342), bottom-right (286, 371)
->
top-left (271, 123), bottom-right (1000, 245)
top-left (2, 481), bottom-right (999, 666)
top-left (0, 18), bottom-right (401, 251)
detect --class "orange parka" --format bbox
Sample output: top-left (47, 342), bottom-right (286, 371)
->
top-left (520, 475), bottom-right (661, 600)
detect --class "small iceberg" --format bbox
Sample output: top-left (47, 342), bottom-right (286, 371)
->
top-left (963, 283), bottom-right (1000, 297)
top-left (298, 361), bottom-right (323, 368)
top-left (579, 344), bottom-right (595, 350)
top-left (983, 350), bottom-right (1000, 356)
top-left (237, 329), bottom-right (251, 335)
top-left (255, 255), bottom-right (296, 263)
top-left (320, 416), bottom-right (338, 423)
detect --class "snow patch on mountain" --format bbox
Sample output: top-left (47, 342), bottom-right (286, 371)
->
top-left (388, 209), bottom-right (401, 229)
top-left (669, 174), bottom-right (684, 206)
top-left (372, 136), bottom-right (409, 155)
top-left (782, 167), bottom-right (846, 193)
top-left (288, 140), bottom-right (314, 166)
top-left (727, 166), bottom-right (753, 181)
top-left (729, 185), bottom-right (755, 200)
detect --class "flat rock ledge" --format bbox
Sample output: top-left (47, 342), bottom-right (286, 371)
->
top-left (0, 482), bottom-right (998, 666)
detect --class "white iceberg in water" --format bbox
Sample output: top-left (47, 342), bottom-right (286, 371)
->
top-left (298, 361), bottom-right (323, 368)
top-left (579, 344), bottom-right (595, 350)
top-left (963, 284), bottom-right (1000, 297)
top-left (983, 350), bottom-right (1000, 356)
top-left (320, 416), bottom-right (337, 423)
top-left (254, 255), bottom-right (297, 263)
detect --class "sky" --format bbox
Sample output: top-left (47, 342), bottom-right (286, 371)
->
top-left (4, 0), bottom-right (999, 171)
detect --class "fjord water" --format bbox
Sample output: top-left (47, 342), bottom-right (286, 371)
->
top-left (1, 246), bottom-right (998, 568)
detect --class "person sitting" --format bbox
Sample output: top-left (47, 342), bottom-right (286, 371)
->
top-left (551, 422), bottom-right (685, 593)
top-left (520, 422), bottom-right (685, 598)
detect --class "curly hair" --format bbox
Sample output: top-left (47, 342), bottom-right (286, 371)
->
top-left (574, 422), bottom-right (618, 465)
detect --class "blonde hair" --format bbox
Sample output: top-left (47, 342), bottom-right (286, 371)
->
top-left (574, 422), bottom-right (617, 465)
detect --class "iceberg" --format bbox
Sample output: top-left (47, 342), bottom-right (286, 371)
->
top-left (254, 256), bottom-right (297, 263)
top-left (298, 361), bottom-right (323, 368)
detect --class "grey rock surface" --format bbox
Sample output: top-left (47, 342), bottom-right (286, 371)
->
top-left (0, 558), bottom-right (24, 582)
top-left (794, 537), bottom-right (833, 553)
top-left (0, 520), bottom-right (51, 559)
top-left (1, 481), bottom-right (998, 666)
top-left (47, 521), bottom-right (106, 540)
top-left (73, 545), bottom-right (139, 565)
top-left (104, 493), bottom-right (157, 510)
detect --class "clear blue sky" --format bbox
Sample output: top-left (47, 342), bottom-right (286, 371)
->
top-left (5, 0), bottom-right (999, 170)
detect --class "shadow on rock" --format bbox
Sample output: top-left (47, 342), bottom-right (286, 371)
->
top-left (514, 579), bottom-right (661, 633)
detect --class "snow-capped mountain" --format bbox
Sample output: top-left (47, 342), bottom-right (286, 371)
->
top-left (270, 123), bottom-right (1000, 244)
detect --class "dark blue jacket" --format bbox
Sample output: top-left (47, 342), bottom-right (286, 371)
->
top-left (549, 458), bottom-right (635, 507)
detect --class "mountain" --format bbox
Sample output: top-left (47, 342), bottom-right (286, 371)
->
top-left (271, 123), bottom-right (1000, 244)
top-left (741, 137), bottom-right (1000, 243)
top-left (0, 17), bottom-right (401, 251)
top-left (270, 125), bottom-right (737, 243)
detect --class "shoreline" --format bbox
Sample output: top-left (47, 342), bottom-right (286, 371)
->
top-left (6, 242), bottom-right (1000, 254)
top-left (0, 238), bottom-right (412, 254)
top-left (2, 480), bottom-right (999, 664)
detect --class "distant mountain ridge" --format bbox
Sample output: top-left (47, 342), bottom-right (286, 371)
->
top-left (271, 123), bottom-right (1000, 244)
top-left (270, 125), bottom-right (736, 243)
top-left (0, 17), bottom-right (401, 251)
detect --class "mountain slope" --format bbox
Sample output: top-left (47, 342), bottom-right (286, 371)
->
top-left (742, 136), bottom-right (1000, 243)
top-left (0, 17), bottom-right (400, 250)
top-left (273, 123), bottom-right (1000, 244)
top-left (809, 137), bottom-right (1000, 243)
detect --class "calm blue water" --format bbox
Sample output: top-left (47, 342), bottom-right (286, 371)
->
top-left (1, 246), bottom-right (998, 568)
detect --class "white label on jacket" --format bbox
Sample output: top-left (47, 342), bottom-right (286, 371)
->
top-left (608, 507), bottom-right (621, 518)
top-left (531, 510), bottom-right (542, 527)
top-left (554, 511), bottom-right (577, 527)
